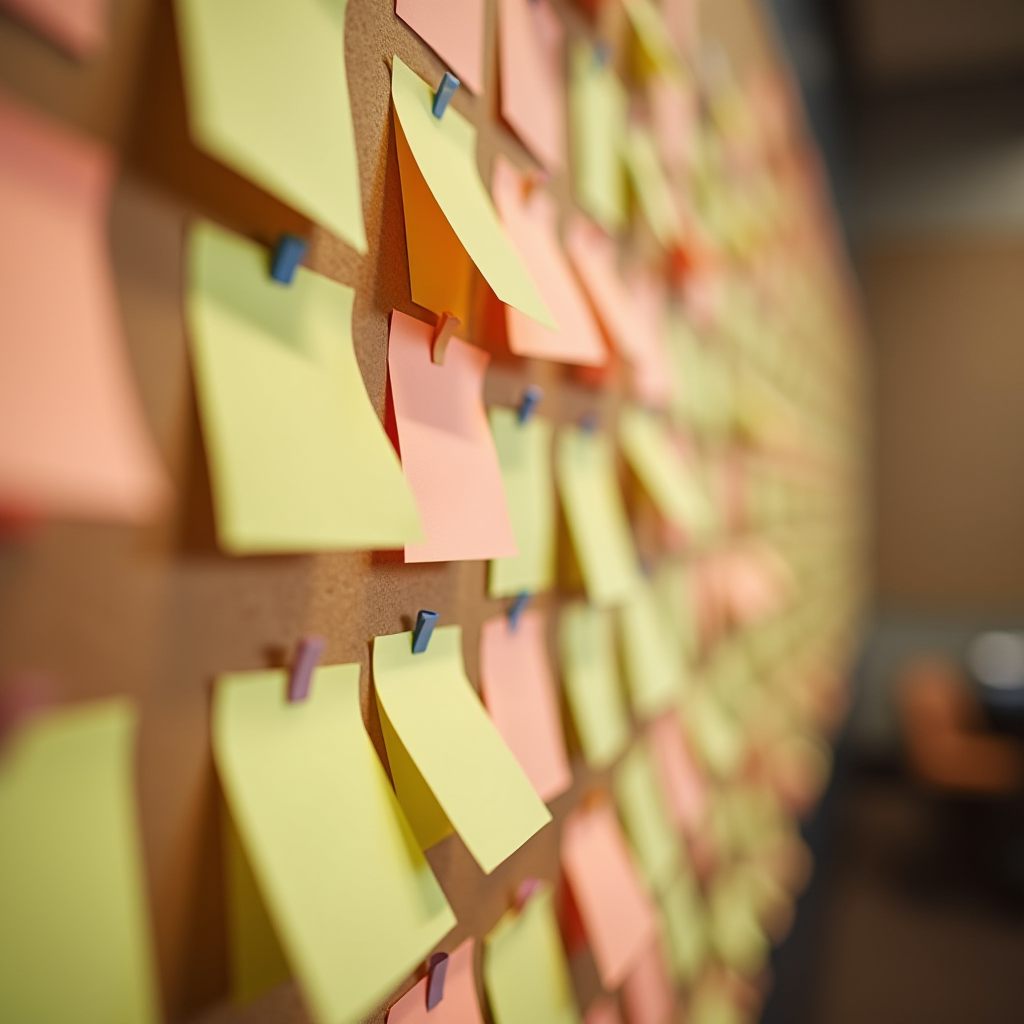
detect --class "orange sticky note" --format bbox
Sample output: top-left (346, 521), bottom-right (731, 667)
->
top-left (621, 939), bottom-right (675, 1024)
top-left (388, 939), bottom-right (484, 1024)
top-left (497, 0), bottom-right (565, 170)
top-left (561, 800), bottom-right (657, 989)
top-left (396, 0), bottom-right (485, 94)
top-left (480, 610), bottom-right (572, 803)
top-left (492, 158), bottom-right (607, 367)
top-left (0, 93), bottom-right (167, 522)
top-left (0, 0), bottom-right (109, 56)
top-left (387, 311), bottom-right (516, 562)
top-left (624, 268), bottom-right (672, 409)
top-left (566, 217), bottom-right (655, 368)
top-left (584, 998), bottom-right (624, 1024)
top-left (648, 713), bottom-right (708, 836)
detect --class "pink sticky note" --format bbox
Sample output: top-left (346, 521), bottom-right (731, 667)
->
top-left (648, 713), bottom-right (707, 836)
top-left (480, 610), bottom-right (572, 803)
top-left (492, 158), bottom-right (607, 368)
top-left (662, 0), bottom-right (697, 57)
top-left (388, 939), bottom-right (484, 1024)
top-left (497, 0), bottom-right (565, 171)
top-left (0, 0), bottom-right (109, 57)
top-left (624, 268), bottom-right (672, 409)
top-left (396, 0), bottom-right (485, 95)
top-left (621, 939), bottom-right (675, 1024)
top-left (561, 801), bottom-right (657, 989)
top-left (0, 93), bottom-right (167, 522)
top-left (585, 998), bottom-right (624, 1024)
top-left (649, 76), bottom-right (696, 174)
top-left (387, 311), bottom-right (516, 562)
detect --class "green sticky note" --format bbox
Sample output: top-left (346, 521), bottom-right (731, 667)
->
top-left (175, 0), bottom-right (366, 251)
top-left (569, 42), bottom-right (627, 233)
top-left (556, 426), bottom-right (640, 608)
top-left (659, 871), bottom-right (708, 985)
top-left (614, 742), bottom-right (680, 893)
top-left (0, 702), bottom-right (159, 1024)
top-left (391, 56), bottom-right (554, 328)
top-left (488, 407), bottom-right (556, 598)
top-left (484, 886), bottom-right (581, 1024)
top-left (619, 405), bottom-right (716, 539)
top-left (558, 602), bottom-right (630, 770)
top-left (373, 626), bottom-right (552, 874)
top-left (622, 126), bottom-right (683, 249)
top-left (213, 664), bottom-right (456, 1024)
top-left (186, 220), bottom-right (423, 553)
top-left (620, 578), bottom-right (683, 719)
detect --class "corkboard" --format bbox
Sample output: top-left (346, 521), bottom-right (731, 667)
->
top-left (0, 1), bottom-right (780, 1022)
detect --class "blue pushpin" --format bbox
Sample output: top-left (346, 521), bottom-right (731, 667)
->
top-left (270, 234), bottom-right (308, 285)
top-left (412, 610), bottom-right (439, 654)
top-left (509, 592), bottom-right (530, 631)
top-left (517, 385), bottom-right (543, 425)
top-left (425, 951), bottom-right (448, 1010)
top-left (432, 72), bottom-right (460, 118)
top-left (287, 635), bottom-right (325, 703)
top-left (580, 412), bottom-right (599, 433)
top-left (594, 42), bottom-right (612, 67)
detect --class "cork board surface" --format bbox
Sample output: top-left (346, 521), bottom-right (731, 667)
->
top-left (0, 0), bottom-right (779, 1021)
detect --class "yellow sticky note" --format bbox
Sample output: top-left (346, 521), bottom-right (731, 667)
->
top-left (175, 0), bottom-right (366, 251)
top-left (373, 625), bottom-right (552, 874)
top-left (556, 426), bottom-right (640, 607)
top-left (0, 702), bottom-right (159, 1024)
top-left (683, 686), bottom-right (745, 780)
top-left (569, 42), bottom-right (627, 233)
top-left (659, 872), bottom-right (708, 985)
top-left (484, 886), bottom-right (581, 1024)
top-left (653, 561), bottom-right (699, 667)
top-left (622, 0), bottom-right (684, 76)
top-left (614, 742), bottom-right (680, 893)
top-left (488, 407), bottom-right (556, 598)
top-left (619, 406), bottom-right (715, 539)
top-left (213, 664), bottom-right (456, 1024)
top-left (620, 578), bottom-right (683, 719)
top-left (391, 56), bottom-right (553, 328)
top-left (622, 126), bottom-right (684, 249)
top-left (707, 869), bottom-right (769, 975)
top-left (186, 220), bottom-right (422, 553)
top-left (558, 602), bottom-right (630, 770)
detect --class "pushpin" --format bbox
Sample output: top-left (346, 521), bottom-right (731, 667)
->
top-left (514, 877), bottom-right (542, 911)
top-left (580, 412), bottom-right (599, 433)
top-left (412, 610), bottom-right (439, 654)
top-left (432, 311), bottom-right (460, 365)
top-left (288, 635), bottom-right (325, 703)
top-left (517, 385), bottom-right (543, 424)
top-left (270, 234), bottom-right (308, 285)
top-left (432, 72), bottom-right (460, 118)
top-left (426, 951), bottom-right (449, 1010)
top-left (509, 592), bottom-right (530, 631)
top-left (594, 42), bottom-right (612, 67)
top-left (522, 168), bottom-right (550, 199)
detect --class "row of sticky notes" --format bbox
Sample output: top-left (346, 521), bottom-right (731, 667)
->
top-left (0, 627), bottom-right (716, 1024)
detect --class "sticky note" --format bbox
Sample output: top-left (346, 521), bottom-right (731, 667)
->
top-left (653, 561), bottom-right (699, 665)
top-left (0, 95), bottom-right (167, 523)
top-left (558, 603), bottom-right (630, 770)
top-left (373, 625), bottom-right (552, 873)
top-left (484, 886), bottom-right (580, 1024)
top-left (614, 743), bottom-right (680, 893)
top-left (0, 701), bottom-right (159, 1024)
top-left (648, 712), bottom-right (707, 835)
top-left (683, 686), bottom-right (745, 780)
top-left (556, 426), bottom-right (640, 608)
top-left (619, 406), bottom-right (715, 537)
top-left (488, 406), bottom-right (555, 597)
top-left (561, 800), bottom-right (657, 989)
top-left (396, 0), bottom-right (485, 94)
top-left (659, 871), bottom-right (708, 984)
top-left (649, 74), bottom-right (696, 173)
top-left (186, 221), bottom-right (422, 553)
top-left (387, 311), bottom-right (516, 563)
top-left (585, 998), bottom-right (624, 1024)
top-left (622, 0), bottom-right (683, 75)
top-left (622, 268), bottom-right (674, 409)
top-left (213, 664), bottom-right (456, 1024)
top-left (707, 869), bottom-right (769, 975)
top-left (176, 0), bottom-right (366, 252)
top-left (497, 0), bottom-right (565, 170)
top-left (391, 57), bottom-right (553, 328)
top-left (388, 938), bottom-right (484, 1024)
top-left (0, 0), bottom-right (109, 55)
top-left (619, 579), bottom-right (682, 719)
top-left (620, 938), bottom-right (676, 1024)
top-left (623, 126), bottom-right (683, 249)
top-left (569, 42), bottom-right (627, 233)
top-left (491, 157), bottom-right (606, 367)
top-left (480, 610), bottom-right (572, 803)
